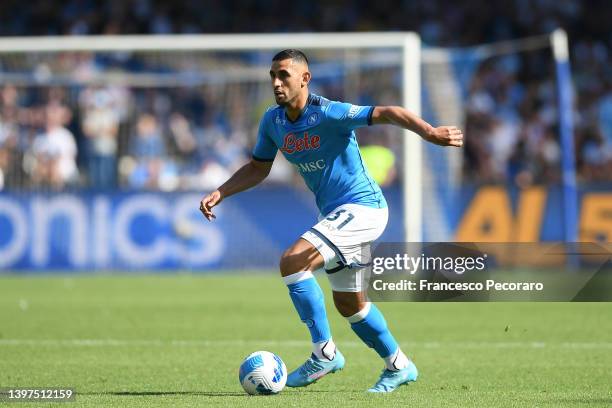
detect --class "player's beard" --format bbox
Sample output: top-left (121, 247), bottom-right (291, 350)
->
top-left (276, 92), bottom-right (302, 110)
top-left (274, 92), bottom-right (289, 106)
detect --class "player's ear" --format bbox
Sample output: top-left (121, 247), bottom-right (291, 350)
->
top-left (301, 70), bottom-right (311, 88)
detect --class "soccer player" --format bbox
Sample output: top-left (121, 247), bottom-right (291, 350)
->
top-left (200, 49), bottom-right (463, 393)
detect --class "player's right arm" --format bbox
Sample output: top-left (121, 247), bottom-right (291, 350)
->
top-left (200, 110), bottom-right (278, 221)
top-left (199, 158), bottom-right (273, 221)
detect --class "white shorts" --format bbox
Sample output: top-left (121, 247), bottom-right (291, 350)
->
top-left (301, 203), bottom-right (388, 292)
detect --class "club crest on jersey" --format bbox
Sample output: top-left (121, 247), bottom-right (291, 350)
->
top-left (280, 132), bottom-right (321, 154)
top-left (307, 112), bottom-right (319, 126)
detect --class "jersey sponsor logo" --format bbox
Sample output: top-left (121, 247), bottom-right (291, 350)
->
top-left (348, 105), bottom-right (360, 118)
top-left (280, 132), bottom-right (321, 154)
top-left (294, 159), bottom-right (326, 173)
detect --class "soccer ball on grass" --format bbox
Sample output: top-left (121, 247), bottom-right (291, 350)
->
top-left (238, 351), bottom-right (287, 395)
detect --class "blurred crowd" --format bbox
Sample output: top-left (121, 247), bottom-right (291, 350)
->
top-left (0, 82), bottom-right (258, 191)
top-left (0, 0), bottom-right (609, 190)
top-left (463, 47), bottom-right (611, 185)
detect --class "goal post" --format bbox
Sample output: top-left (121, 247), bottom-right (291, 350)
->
top-left (551, 29), bottom-right (577, 243)
top-left (402, 34), bottom-right (423, 243)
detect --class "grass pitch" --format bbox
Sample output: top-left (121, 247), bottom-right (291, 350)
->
top-left (0, 273), bottom-right (611, 407)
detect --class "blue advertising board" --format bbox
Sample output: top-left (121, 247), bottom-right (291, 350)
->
top-left (0, 186), bottom-right (610, 271)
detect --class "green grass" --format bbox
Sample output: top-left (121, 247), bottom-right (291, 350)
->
top-left (0, 273), bottom-right (611, 407)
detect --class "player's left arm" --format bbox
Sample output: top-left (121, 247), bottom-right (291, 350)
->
top-left (371, 106), bottom-right (463, 147)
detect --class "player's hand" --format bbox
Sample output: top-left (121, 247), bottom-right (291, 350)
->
top-left (425, 126), bottom-right (464, 147)
top-left (199, 190), bottom-right (223, 221)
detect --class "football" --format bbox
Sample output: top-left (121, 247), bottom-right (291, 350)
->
top-left (238, 351), bottom-right (287, 395)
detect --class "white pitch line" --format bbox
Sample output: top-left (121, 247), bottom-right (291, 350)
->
top-left (0, 339), bottom-right (611, 349)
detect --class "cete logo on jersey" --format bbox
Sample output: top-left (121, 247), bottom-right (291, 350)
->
top-left (280, 132), bottom-right (321, 154)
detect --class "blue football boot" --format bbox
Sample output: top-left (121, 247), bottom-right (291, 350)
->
top-left (367, 360), bottom-right (418, 393)
top-left (286, 350), bottom-right (345, 387)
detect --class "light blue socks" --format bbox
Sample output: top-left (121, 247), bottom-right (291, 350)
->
top-left (348, 302), bottom-right (409, 370)
top-left (284, 271), bottom-right (336, 361)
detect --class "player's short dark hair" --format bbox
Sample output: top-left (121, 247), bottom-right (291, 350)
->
top-left (272, 49), bottom-right (309, 65)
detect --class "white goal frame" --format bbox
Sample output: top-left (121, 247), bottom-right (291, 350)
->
top-left (0, 32), bottom-right (423, 242)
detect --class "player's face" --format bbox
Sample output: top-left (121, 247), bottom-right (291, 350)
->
top-left (269, 58), bottom-right (309, 106)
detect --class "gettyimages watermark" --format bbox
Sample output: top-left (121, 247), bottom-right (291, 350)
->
top-left (365, 242), bottom-right (612, 302)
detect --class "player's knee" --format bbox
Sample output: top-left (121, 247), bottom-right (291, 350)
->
top-left (279, 249), bottom-right (304, 277)
top-left (279, 241), bottom-right (323, 277)
top-left (333, 293), bottom-right (364, 317)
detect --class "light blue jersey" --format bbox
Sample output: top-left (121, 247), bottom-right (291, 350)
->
top-left (253, 94), bottom-right (387, 215)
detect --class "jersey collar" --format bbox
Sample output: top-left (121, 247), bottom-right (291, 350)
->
top-left (284, 94), bottom-right (314, 124)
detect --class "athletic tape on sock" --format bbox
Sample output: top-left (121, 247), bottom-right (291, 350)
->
top-left (314, 338), bottom-right (336, 361)
top-left (346, 302), bottom-right (371, 323)
top-left (384, 348), bottom-right (409, 371)
top-left (283, 270), bottom-right (314, 286)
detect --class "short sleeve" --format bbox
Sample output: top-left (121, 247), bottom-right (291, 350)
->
top-left (252, 115), bottom-right (278, 162)
top-left (326, 101), bottom-right (375, 131)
